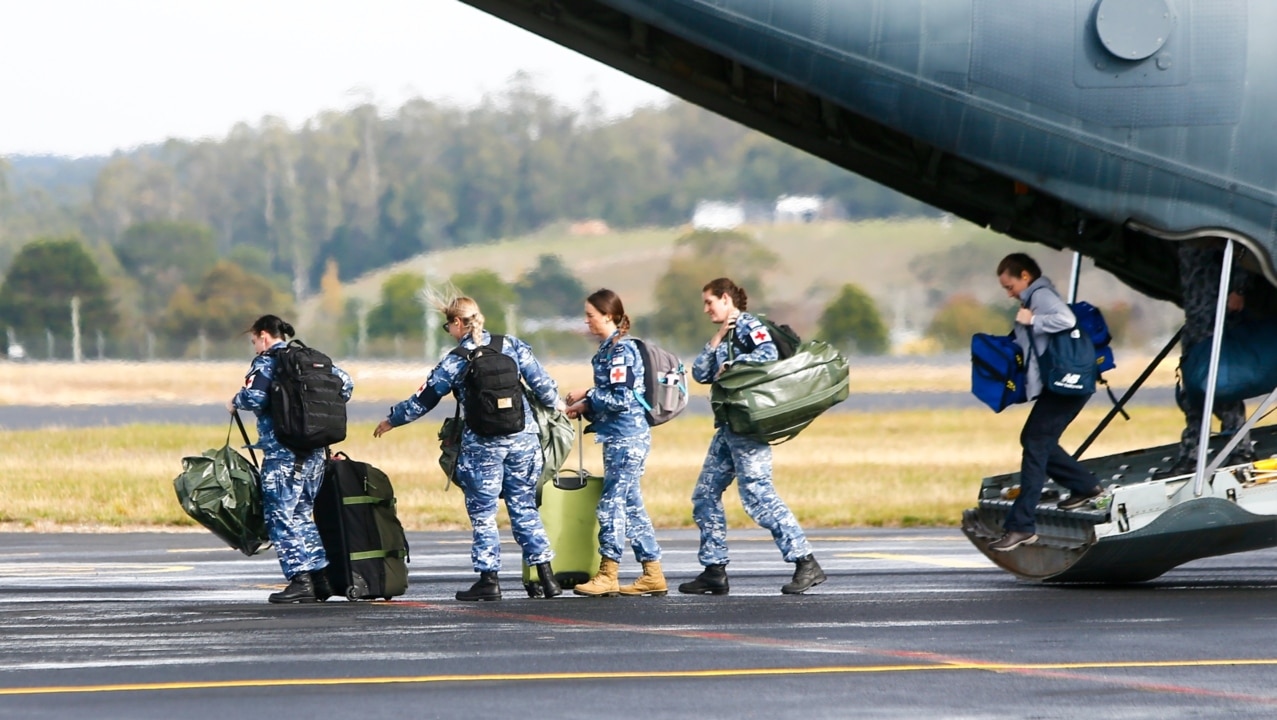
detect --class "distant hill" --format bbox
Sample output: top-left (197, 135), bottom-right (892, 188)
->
top-left (302, 218), bottom-right (1182, 346)
top-left (4, 154), bottom-right (107, 197)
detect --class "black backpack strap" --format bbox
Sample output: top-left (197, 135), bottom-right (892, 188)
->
top-left (729, 318), bottom-right (765, 359)
top-left (268, 338), bottom-right (304, 361)
top-left (449, 334), bottom-right (503, 361)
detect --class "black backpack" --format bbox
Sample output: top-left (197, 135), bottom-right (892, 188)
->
top-left (733, 314), bottom-right (800, 360)
top-left (268, 340), bottom-right (348, 452)
top-left (450, 335), bottom-right (526, 437)
top-left (1032, 326), bottom-right (1097, 397)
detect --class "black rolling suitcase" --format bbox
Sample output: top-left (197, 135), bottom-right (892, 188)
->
top-left (314, 452), bottom-right (409, 600)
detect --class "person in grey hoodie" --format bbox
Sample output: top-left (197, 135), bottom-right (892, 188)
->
top-left (990, 253), bottom-right (1105, 552)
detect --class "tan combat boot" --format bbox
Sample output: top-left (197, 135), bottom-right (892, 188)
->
top-left (619, 560), bottom-right (668, 597)
top-left (573, 558), bottom-right (620, 597)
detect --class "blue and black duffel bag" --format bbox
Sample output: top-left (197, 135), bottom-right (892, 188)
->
top-left (1182, 317), bottom-right (1277, 404)
top-left (971, 333), bottom-right (1027, 412)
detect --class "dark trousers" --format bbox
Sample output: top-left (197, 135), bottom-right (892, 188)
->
top-left (1004, 391), bottom-right (1101, 533)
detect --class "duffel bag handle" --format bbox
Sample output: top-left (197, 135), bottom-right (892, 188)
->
top-left (227, 409), bottom-right (259, 469)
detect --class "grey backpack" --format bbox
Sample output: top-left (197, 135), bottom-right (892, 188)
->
top-left (630, 338), bottom-right (688, 426)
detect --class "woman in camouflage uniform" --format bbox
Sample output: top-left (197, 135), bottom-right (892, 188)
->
top-left (374, 296), bottom-right (565, 601)
top-left (679, 277), bottom-right (825, 596)
top-left (565, 289), bottom-right (666, 597)
top-left (229, 315), bottom-right (354, 604)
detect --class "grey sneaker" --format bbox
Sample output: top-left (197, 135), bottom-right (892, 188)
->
top-left (988, 530), bottom-right (1038, 552)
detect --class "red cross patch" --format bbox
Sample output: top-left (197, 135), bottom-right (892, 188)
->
top-left (752, 327), bottom-right (772, 344)
top-left (610, 366), bottom-right (628, 384)
top-left (244, 373), bottom-right (256, 388)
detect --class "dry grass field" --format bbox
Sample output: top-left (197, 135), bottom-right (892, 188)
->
top-left (0, 355), bottom-right (1180, 406)
top-left (0, 356), bottom-right (1212, 533)
top-left (0, 403), bottom-right (1197, 533)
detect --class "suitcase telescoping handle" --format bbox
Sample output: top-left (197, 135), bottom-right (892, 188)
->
top-left (552, 418), bottom-right (590, 492)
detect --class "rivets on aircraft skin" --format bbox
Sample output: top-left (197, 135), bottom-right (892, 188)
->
top-left (1095, 0), bottom-right (1174, 61)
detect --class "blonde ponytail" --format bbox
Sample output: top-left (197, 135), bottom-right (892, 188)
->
top-left (464, 311), bottom-right (486, 344)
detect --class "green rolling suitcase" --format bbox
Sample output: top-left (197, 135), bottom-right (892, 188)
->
top-left (523, 422), bottom-right (602, 597)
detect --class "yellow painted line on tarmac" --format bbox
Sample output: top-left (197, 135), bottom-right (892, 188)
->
top-left (836, 552), bottom-right (990, 569)
top-left (0, 563), bottom-right (193, 578)
top-left (6, 658), bottom-right (1277, 697)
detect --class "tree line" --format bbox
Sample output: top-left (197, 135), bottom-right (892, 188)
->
top-left (0, 81), bottom-right (930, 358)
top-left (346, 230), bottom-right (889, 361)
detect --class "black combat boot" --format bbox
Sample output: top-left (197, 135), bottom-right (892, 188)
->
top-left (456, 571), bottom-right (502, 601)
top-left (268, 572), bottom-right (318, 604)
top-left (781, 555), bottom-right (826, 594)
top-left (677, 564), bottom-right (729, 595)
top-left (535, 562), bottom-right (562, 598)
top-left (311, 568), bottom-right (334, 602)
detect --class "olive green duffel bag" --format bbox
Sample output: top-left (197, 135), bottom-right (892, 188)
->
top-left (711, 340), bottom-right (850, 444)
top-left (173, 412), bottom-right (270, 556)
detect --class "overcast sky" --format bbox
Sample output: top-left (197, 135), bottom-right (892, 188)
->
top-left (0, 0), bottom-right (670, 157)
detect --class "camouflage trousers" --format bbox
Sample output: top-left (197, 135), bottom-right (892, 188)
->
top-left (456, 432), bottom-right (553, 573)
top-left (1177, 389), bottom-right (1249, 460)
top-left (691, 427), bottom-right (812, 566)
top-left (598, 433), bottom-right (661, 563)
top-left (259, 441), bottom-right (328, 580)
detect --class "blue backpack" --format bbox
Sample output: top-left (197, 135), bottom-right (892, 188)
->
top-left (1070, 301), bottom-right (1115, 374)
top-left (971, 333), bottom-right (1027, 412)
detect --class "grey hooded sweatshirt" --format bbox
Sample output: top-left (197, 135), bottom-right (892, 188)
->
top-left (1012, 276), bottom-right (1077, 400)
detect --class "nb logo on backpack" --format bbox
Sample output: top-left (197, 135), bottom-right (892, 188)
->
top-left (1058, 373), bottom-right (1082, 386)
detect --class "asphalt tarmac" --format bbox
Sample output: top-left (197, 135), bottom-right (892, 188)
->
top-left (4, 528), bottom-right (1277, 719)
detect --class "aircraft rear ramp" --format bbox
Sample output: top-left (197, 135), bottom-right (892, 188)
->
top-left (962, 426), bottom-right (1277, 583)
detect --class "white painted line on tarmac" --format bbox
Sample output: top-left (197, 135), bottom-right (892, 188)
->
top-left (0, 564), bottom-right (193, 578)
top-left (836, 552), bottom-right (993, 569)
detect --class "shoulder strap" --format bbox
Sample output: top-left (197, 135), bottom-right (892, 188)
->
top-left (488, 334), bottom-right (505, 352)
top-left (728, 316), bottom-right (763, 360)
